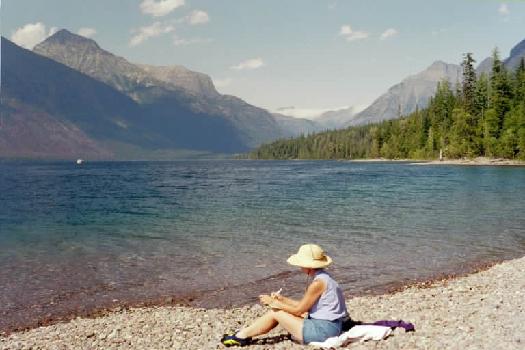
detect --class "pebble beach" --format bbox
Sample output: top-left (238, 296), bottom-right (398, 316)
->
top-left (416, 157), bottom-right (525, 166)
top-left (2, 255), bottom-right (524, 350)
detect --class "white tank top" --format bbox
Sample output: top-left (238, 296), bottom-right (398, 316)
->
top-left (308, 269), bottom-right (348, 321)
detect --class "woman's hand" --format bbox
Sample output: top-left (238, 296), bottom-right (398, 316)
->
top-left (259, 294), bottom-right (282, 309)
top-left (270, 291), bottom-right (282, 300)
top-left (259, 294), bottom-right (273, 306)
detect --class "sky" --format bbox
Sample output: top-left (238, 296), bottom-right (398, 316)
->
top-left (1, 0), bottom-right (524, 119)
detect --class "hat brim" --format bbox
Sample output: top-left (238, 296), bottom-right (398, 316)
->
top-left (287, 254), bottom-right (332, 269)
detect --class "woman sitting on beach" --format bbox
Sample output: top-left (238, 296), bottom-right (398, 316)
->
top-left (221, 244), bottom-right (348, 347)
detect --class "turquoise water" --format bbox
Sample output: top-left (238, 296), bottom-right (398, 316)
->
top-left (1, 160), bottom-right (525, 331)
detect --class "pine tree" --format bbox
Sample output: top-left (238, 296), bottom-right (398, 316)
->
top-left (426, 126), bottom-right (435, 157)
top-left (251, 51), bottom-right (524, 162)
top-left (449, 108), bottom-right (471, 158)
top-left (489, 48), bottom-right (512, 135)
top-left (514, 58), bottom-right (525, 105)
top-left (461, 53), bottom-right (477, 112)
top-left (370, 126), bottom-right (381, 158)
top-left (516, 101), bottom-right (525, 159)
top-left (483, 108), bottom-right (500, 157)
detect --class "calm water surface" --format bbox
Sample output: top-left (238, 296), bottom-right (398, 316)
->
top-left (1, 160), bottom-right (524, 332)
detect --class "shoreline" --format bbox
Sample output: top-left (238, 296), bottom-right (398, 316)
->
top-left (0, 256), bottom-right (507, 337)
top-left (348, 157), bottom-right (525, 166)
top-left (414, 157), bottom-right (525, 166)
top-left (2, 255), bottom-right (524, 349)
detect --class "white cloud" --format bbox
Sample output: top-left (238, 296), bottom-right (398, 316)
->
top-left (10, 22), bottom-right (57, 49)
top-left (380, 28), bottom-right (398, 40)
top-left (188, 10), bottom-right (209, 25)
top-left (339, 25), bottom-right (369, 42)
top-left (140, 0), bottom-right (185, 17)
top-left (77, 27), bottom-right (97, 38)
top-left (498, 4), bottom-right (510, 16)
top-left (173, 35), bottom-right (212, 46)
top-left (230, 58), bottom-right (265, 70)
top-left (213, 78), bottom-right (232, 88)
top-left (49, 27), bottom-right (59, 36)
top-left (130, 22), bottom-right (175, 46)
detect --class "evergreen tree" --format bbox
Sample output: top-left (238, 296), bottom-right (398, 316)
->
top-left (426, 126), bottom-right (435, 157)
top-left (449, 108), bottom-right (471, 157)
top-left (250, 51), bottom-right (524, 161)
top-left (474, 73), bottom-right (490, 116)
top-left (461, 53), bottom-right (477, 113)
top-left (514, 58), bottom-right (525, 105)
top-left (489, 49), bottom-right (512, 134)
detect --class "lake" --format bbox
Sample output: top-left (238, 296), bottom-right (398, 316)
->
top-left (1, 160), bottom-right (524, 332)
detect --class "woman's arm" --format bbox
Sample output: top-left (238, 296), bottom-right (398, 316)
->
top-left (275, 295), bottom-right (300, 307)
top-left (260, 279), bottom-right (326, 317)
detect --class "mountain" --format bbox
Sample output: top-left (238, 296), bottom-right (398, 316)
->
top-left (138, 64), bottom-right (220, 99)
top-left (476, 57), bottom-right (493, 76)
top-left (1, 36), bottom-right (247, 159)
top-left (342, 61), bottom-right (462, 127)
top-left (31, 30), bottom-right (203, 104)
top-left (316, 107), bottom-right (358, 130)
top-left (271, 113), bottom-right (321, 136)
top-left (1, 37), bottom-right (144, 159)
top-left (504, 38), bottom-right (525, 70)
top-left (0, 98), bottom-right (112, 159)
top-left (322, 38), bottom-right (525, 129)
top-left (33, 29), bottom-right (291, 148)
top-left (138, 63), bottom-right (324, 137)
top-left (477, 38), bottom-right (525, 75)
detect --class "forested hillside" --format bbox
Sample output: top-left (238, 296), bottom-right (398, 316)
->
top-left (250, 51), bottom-right (525, 160)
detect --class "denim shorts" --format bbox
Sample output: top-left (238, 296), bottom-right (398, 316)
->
top-left (302, 317), bottom-right (343, 344)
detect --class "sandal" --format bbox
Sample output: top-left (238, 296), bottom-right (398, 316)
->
top-left (221, 332), bottom-right (252, 347)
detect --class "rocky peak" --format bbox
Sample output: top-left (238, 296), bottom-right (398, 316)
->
top-left (509, 38), bottom-right (525, 58)
top-left (476, 57), bottom-right (493, 76)
top-left (505, 38), bottom-right (525, 70)
top-left (33, 30), bottom-right (219, 101)
top-left (408, 60), bottom-right (461, 82)
top-left (428, 60), bottom-right (449, 69)
top-left (33, 29), bottom-right (166, 98)
top-left (33, 28), bottom-right (122, 71)
top-left (341, 60), bottom-right (461, 128)
top-left (36, 29), bottom-right (100, 52)
top-left (138, 64), bottom-right (220, 98)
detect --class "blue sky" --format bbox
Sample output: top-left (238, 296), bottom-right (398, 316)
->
top-left (2, 0), bottom-right (524, 118)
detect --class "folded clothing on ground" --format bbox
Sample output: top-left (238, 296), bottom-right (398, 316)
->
top-left (369, 320), bottom-right (415, 332)
top-left (308, 325), bottom-right (393, 348)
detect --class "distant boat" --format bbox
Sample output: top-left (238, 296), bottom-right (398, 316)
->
top-left (76, 159), bottom-right (83, 165)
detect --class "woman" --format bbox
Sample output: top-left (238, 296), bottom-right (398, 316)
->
top-left (221, 244), bottom-right (348, 346)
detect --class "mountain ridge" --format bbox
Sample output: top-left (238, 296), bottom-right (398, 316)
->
top-left (319, 37), bottom-right (525, 130)
top-left (319, 60), bottom-right (462, 128)
top-left (1, 36), bottom-right (247, 158)
top-left (505, 38), bottom-right (525, 70)
top-left (477, 39), bottom-right (525, 76)
top-left (316, 107), bottom-right (358, 130)
top-left (33, 29), bottom-right (313, 147)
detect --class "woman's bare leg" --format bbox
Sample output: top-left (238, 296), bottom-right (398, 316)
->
top-left (236, 311), bottom-right (278, 338)
top-left (236, 310), bottom-right (304, 342)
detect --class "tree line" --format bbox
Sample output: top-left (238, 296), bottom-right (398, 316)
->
top-left (250, 52), bottom-right (525, 160)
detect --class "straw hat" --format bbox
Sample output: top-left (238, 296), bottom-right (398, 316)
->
top-left (287, 244), bottom-right (332, 269)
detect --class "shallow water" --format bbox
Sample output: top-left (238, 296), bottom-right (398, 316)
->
top-left (1, 160), bottom-right (524, 332)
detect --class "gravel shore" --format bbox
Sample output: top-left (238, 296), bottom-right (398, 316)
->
top-left (349, 157), bottom-right (525, 166)
top-left (2, 256), bottom-right (524, 350)
top-left (414, 157), bottom-right (525, 166)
